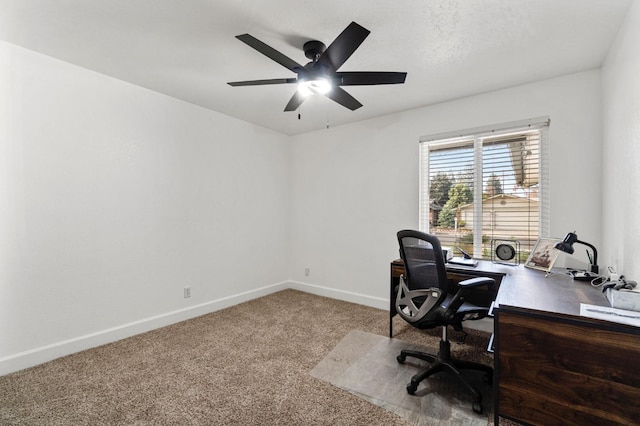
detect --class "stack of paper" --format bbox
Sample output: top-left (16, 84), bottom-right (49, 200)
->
top-left (581, 303), bottom-right (640, 327)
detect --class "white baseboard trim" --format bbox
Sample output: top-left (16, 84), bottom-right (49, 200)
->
top-left (2, 279), bottom-right (494, 377)
top-left (0, 281), bottom-right (290, 376)
top-left (287, 280), bottom-right (388, 311)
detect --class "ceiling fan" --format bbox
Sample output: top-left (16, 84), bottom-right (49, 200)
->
top-left (227, 21), bottom-right (407, 112)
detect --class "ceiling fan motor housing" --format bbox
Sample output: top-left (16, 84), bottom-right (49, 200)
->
top-left (303, 40), bottom-right (326, 61)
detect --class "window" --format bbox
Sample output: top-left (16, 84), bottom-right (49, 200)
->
top-left (419, 117), bottom-right (550, 260)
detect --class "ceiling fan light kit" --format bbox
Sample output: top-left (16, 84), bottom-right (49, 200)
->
top-left (227, 21), bottom-right (407, 112)
top-left (297, 77), bottom-right (332, 97)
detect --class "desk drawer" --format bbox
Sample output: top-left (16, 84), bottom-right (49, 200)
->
top-left (496, 308), bottom-right (640, 425)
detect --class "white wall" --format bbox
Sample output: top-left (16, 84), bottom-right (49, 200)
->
top-left (602, 1), bottom-right (640, 281)
top-left (0, 41), bottom-right (291, 374)
top-left (290, 70), bottom-right (603, 306)
top-left (2, 20), bottom-right (623, 374)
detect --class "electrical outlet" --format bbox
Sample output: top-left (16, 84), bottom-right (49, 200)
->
top-left (304, 268), bottom-right (310, 276)
top-left (184, 286), bottom-right (191, 298)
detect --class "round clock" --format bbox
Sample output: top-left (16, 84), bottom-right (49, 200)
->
top-left (495, 243), bottom-right (516, 261)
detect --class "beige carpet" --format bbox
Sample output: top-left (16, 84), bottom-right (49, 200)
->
top-left (311, 330), bottom-right (492, 425)
top-left (1, 289), bottom-right (495, 425)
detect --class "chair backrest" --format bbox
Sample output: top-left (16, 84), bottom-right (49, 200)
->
top-left (397, 229), bottom-right (448, 291)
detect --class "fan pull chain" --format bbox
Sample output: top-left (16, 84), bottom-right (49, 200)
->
top-left (325, 96), bottom-right (330, 129)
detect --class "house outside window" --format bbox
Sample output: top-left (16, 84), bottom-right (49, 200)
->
top-left (419, 117), bottom-right (550, 260)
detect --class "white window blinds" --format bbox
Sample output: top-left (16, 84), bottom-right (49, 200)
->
top-left (419, 117), bottom-right (550, 259)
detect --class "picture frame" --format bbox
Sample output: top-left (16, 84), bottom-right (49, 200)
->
top-left (525, 238), bottom-right (561, 272)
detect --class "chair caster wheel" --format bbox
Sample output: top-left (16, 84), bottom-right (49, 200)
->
top-left (472, 401), bottom-right (482, 414)
top-left (397, 355), bottom-right (406, 364)
top-left (406, 383), bottom-right (417, 395)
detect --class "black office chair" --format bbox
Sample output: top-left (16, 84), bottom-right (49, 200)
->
top-left (395, 229), bottom-right (494, 414)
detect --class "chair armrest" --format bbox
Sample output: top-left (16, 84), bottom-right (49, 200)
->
top-left (458, 277), bottom-right (495, 288)
top-left (445, 277), bottom-right (496, 318)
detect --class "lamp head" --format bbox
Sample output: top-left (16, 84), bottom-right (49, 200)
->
top-left (554, 231), bottom-right (599, 274)
top-left (555, 232), bottom-right (578, 254)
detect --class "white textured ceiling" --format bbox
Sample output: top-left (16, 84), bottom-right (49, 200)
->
top-left (0, 0), bottom-right (633, 135)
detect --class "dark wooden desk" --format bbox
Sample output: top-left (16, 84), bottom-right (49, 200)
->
top-left (494, 268), bottom-right (640, 425)
top-left (390, 259), bottom-right (640, 425)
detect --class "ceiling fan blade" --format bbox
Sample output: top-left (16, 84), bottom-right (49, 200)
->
top-left (336, 71), bottom-right (407, 86)
top-left (315, 22), bottom-right (370, 71)
top-left (228, 78), bottom-right (297, 87)
top-left (284, 91), bottom-right (306, 112)
top-left (325, 87), bottom-right (363, 111)
top-left (236, 34), bottom-right (304, 72)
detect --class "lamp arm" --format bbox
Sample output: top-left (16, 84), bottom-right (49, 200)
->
top-left (576, 239), bottom-right (598, 273)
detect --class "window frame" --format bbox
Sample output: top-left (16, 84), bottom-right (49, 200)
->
top-left (419, 117), bottom-right (550, 259)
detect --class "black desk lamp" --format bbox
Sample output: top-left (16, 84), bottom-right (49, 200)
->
top-left (555, 232), bottom-right (599, 274)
